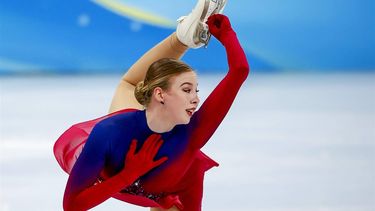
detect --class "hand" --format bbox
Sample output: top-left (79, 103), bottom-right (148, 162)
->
top-left (120, 134), bottom-right (168, 180)
top-left (206, 14), bottom-right (234, 43)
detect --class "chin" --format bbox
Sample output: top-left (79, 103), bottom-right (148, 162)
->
top-left (178, 120), bottom-right (190, 125)
top-left (179, 117), bottom-right (191, 125)
top-left (175, 113), bottom-right (192, 125)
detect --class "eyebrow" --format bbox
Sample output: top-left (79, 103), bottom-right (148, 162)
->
top-left (180, 82), bottom-right (193, 87)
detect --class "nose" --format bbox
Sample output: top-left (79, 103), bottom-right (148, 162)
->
top-left (191, 94), bottom-right (200, 105)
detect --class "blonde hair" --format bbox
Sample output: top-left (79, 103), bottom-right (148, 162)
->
top-left (134, 58), bottom-right (193, 107)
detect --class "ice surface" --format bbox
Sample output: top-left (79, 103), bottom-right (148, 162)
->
top-left (0, 73), bottom-right (374, 211)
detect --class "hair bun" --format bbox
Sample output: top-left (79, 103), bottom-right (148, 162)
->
top-left (134, 81), bottom-right (149, 106)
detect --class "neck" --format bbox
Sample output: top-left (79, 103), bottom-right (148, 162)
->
top-left (145, 106), bottom-right (175, 133)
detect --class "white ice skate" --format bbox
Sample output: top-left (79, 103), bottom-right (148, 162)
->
top-left (176, 0), bottom-right (227, 49)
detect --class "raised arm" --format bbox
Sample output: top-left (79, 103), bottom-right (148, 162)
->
top-left (189, 14), bottom-right (250, 149)
top-left (63, 124), bottom-right (167, 211)
top-left (109, 33), bottom-right (188, 113)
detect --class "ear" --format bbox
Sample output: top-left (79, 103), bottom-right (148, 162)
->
top-left (153, 87), bottom-right (165, 103)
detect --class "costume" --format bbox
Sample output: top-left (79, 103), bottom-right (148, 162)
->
top-left (54, 14), bottom-right (249, 211)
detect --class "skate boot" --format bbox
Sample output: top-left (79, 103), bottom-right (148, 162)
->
top-left (176, 0), bottom-right (227, 49)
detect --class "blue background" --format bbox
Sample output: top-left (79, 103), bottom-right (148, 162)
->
top-left (0, 0), bottom-right (374, 74)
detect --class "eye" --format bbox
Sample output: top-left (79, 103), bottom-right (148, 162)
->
top-left (183, 89), bottom-right (191, 93)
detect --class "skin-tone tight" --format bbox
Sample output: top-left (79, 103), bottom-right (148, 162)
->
top-left (108, 33), bottom-right (188, 211)
top-left (108, 33), bottom-right (188, 113)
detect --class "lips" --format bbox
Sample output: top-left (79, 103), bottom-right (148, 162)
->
top-left (185, 108), bottom-right (196, 117)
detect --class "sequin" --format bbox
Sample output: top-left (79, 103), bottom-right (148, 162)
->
top-left (121, 179), bottom-right (165, 201)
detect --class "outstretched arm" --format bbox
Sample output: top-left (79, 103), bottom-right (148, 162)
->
top-left (189, 14), bottom-right (250, 149)
top-left (109, 33), bottom-right (188, 113)
top-left (63, 130), bottom-right (167, 211)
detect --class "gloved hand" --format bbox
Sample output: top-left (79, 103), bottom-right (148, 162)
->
top-left (206, 14), bottom-right (234, 43)
top-left (120, 134), bottom-right (168, 181)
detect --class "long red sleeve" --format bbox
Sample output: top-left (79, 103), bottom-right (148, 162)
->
top-left (64, 171), bottom-right (136, 211)
top-left (62, 123), bottom-right (138, 211)
top-left (189, 30), bottom-right (250, 149)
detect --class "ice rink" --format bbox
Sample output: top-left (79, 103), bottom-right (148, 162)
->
top-left (1, 73), bottom-right (374, 211)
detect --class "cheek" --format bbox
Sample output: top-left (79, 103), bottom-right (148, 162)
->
top-left (175, 95), bottom-right (187, 110)
top-left (173, 92), bottom-right (187, 103)
top-left (166, 91), bottom-right (189, 110)
top-left (166, 94), bottom-right (184, 109)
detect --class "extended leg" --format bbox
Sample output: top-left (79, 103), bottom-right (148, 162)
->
top-left (109, 0), bottom-right (226, 112)
top-left (122, 33), bottom-right (188, 86)
top-left (109, 33), bottom-right (188, 112)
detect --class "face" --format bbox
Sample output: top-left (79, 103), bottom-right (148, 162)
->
top-left (163, 71), bottom-right (200, 125)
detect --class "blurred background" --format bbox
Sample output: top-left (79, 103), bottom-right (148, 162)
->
top-left (0, 0), bottom-right (374, 210)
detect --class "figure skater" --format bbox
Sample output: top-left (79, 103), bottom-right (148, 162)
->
top-left (53, 0), bottom-right (249, 210)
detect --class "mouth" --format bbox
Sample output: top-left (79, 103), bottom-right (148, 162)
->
top-left (185, 108), bottom-right (196, 117)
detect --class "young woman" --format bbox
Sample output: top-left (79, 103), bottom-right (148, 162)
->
top-left (54, 0), bottom-right (249, 210)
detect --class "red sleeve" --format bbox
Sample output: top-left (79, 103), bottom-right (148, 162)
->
top-left (64, 172), bottom-right (135, 211)
top-left (63, 124), bottom-right (137, 211)
top-left (189, 30), bottom-right (250, 149)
